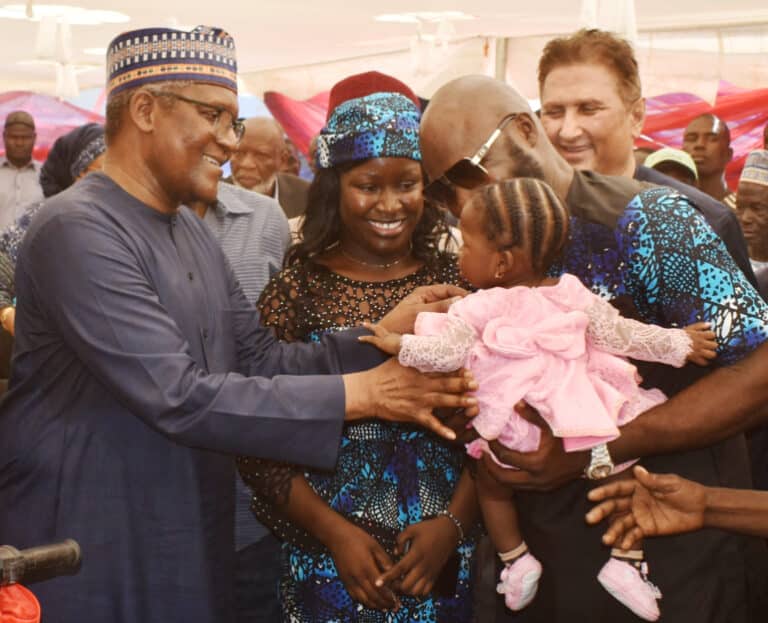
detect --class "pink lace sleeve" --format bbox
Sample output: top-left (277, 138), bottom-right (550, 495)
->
top-left (585, 296), bottom-right (692, 368)
top-left (398, 316), bottom-right (476, 373)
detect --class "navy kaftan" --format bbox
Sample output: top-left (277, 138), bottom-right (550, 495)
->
top-left (0, 173), bottom-right (384, 622)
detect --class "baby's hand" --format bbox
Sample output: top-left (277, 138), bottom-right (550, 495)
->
top-left (358, 321), bottom-right (403, 356)
top-left (684, 322), bottom-right (717, 366)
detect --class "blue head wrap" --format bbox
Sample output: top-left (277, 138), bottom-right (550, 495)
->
top-left (316, 92), bottom-right (421, 169)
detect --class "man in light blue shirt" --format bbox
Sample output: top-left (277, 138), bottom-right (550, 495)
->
top-left (189, 180), bottom-right (290, 622)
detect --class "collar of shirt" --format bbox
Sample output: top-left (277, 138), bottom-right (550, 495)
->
top-left (0, 157), bottom-right (40, 171)
top-left (232, 174), bottom-right (279, 201)
top-left (211, 196), bottom-right (253, 218)
top-left (565, 169), bottom-right (650, 227)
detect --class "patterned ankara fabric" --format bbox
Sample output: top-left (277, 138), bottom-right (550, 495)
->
top-left (106, 25), bottom-right (237, 97)
top-left (240, 256), bottom-right (475, 623)
top-left (502, 170), bottom-right (768, 623)
top-left (556, 184), bottom-right (767, 364)
top-left (316, 92), bottom-right (421, 169)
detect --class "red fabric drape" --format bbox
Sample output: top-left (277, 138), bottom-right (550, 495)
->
top-left (639, 84), bottom-right (768, 189)
top-left (263, 91), bottom-right (329, 157)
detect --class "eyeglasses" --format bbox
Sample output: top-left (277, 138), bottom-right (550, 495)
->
top-left (151, 90), bottom-right (245, 142)
top-left (424, 113), bottom-right (518, 210)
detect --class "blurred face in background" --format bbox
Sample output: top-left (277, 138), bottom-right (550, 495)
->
top-left (3, 123), bottom-right (36, 167)
top-left (736, 181), bottom-right (768, 259)
top-left (230, 118), bottom-right (284, 196)
top-left (682, 116), bottom-right (732, 178)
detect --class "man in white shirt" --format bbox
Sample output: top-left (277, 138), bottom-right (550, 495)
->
top-left (0, 111), bottom-right (43, 229)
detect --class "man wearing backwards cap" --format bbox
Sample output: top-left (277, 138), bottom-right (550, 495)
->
top-left (0, 111), bottom-right (43, 230)
top-left (0, 26), bottom-right (476, 623)
top-left (643, 147), bottom-right (698, 187)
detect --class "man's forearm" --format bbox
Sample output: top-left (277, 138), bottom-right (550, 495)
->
top-left (704, 487), bottom-right (768, 538)
top-left (610, 345), bottom-right (768, 464)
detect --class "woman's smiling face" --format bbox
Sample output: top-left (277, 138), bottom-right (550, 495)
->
top-left (337, 157), bottom-right (424, 264)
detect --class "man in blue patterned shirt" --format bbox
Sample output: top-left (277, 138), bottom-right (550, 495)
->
top-left (419, 75), bottom-right (768, 623)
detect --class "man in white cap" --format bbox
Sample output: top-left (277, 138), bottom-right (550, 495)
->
top-left (736, 149), bottom-right (768, 300)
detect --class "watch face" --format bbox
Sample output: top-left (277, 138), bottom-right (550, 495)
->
top-left (592, 465), bottom-right (612, 479)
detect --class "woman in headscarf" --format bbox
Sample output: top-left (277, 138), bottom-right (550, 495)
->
top-left (238, 72), bottom-right (477, 622)
top-left (0, 123), bottom-right (105, 335)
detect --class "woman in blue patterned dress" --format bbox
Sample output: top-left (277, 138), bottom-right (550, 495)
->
top-left (237, 72), bottom-right (477, 622)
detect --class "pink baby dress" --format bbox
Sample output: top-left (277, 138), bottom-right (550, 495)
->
top-left (399, 274), bottom-right (692, 465)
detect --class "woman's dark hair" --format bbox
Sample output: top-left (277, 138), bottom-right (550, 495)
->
top-left (285, 161), bottom-right (452, 268)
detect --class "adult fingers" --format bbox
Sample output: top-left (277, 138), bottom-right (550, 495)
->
top-left (585, 497), bottom-right (631, 525)
top-left (422, 370), bottom-right (479, 395)
top-left (394, 526), bottom-right (415, 556)
top-left (411, 410), bottom-right (457, 441)
top-left (358, 578), bottom-right (396, 611)
top-left (410, 576), bottom-right (432, 597)
top-left (632, 465), bottom-right (679, 495)
top-left (398, 562), bottom-right (425, 595)
top-left (587, 479), bottom-right (637, 502)
top-left (371, 544), bottom-right (394, 575)
top-left (360, 321), bottom-right (388, 338)
top-left (602, 513), bottom-right (642, 548)
top-left (375, 555), bottom-right (411, 589)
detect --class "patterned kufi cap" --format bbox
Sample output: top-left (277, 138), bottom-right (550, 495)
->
top-left (106, 25), bottom-right (237, 98)
top-left (316, 72), bottom-right (421, 169)
top-left (740, 150), bottom-right (768, 188)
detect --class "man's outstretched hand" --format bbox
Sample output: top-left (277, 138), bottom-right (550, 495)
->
top-left (586, 465), bottom-right (707, 550)
top-left (344, 358), bottom-right (478, 441)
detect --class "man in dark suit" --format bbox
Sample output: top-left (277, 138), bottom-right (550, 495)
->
top-left (229, 117), bottom-right (309, 219)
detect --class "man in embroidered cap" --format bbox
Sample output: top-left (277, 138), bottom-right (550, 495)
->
top-left (0, 26), bottom-right (476, 623)
top-left (736, 150), bottom-right (768, 300)
top-left (0, 111), bottom-right (43, 229)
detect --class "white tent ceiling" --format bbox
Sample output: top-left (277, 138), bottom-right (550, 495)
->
top-left (1, 0), bottom-right (768, 103)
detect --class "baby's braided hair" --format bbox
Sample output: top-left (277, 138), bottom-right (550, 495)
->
top-left (474, 178), bottom-right (569, 273)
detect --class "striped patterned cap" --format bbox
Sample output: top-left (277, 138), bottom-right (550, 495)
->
top-left (740, 150), bottom-right (768, 188)
top-left (106, 25), bottom-right (237, 98)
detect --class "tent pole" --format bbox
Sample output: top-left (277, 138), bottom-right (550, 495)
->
top-left (495, 37), bottom-right (509, 82)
